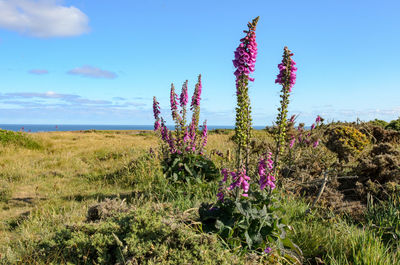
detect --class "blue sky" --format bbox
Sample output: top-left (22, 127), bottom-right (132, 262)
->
top-left (0, 0), bottom-right (399, 125)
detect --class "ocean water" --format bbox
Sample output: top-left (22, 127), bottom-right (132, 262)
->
top-left (0, 124), bottom-right (266, 133)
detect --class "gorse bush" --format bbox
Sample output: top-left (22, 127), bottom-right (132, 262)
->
top-left (153, 76), bottom-right (219, 182)
top-left (325, 125), bottom-right (370, 161)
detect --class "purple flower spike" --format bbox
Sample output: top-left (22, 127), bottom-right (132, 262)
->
top-left (180, 80), bottom-right (189, 107)
top-left (153, 97), bottom-right (161, 131)
top-left (275, 47), bottom-right (297, 92)
top-left (232, 17), bottom-right (259, 87)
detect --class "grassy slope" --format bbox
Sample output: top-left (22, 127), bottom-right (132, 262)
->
top-left (0, 130), bottom-right (398, 264)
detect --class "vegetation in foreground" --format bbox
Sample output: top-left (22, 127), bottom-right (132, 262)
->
top-left (0, 126), bottom-right (398, 264)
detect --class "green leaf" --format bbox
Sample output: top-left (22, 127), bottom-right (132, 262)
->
top-left (183, 163), bottom-right (193, 176)
top-left (215, 220), bottom-right (225, 230)
top-left (282, 238), bottom-right (303, 257)
top-left (244, 231), bottom-right (252, 249)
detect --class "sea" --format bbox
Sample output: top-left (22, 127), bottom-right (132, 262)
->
top-left (0, 124), bottom-right (266, 133)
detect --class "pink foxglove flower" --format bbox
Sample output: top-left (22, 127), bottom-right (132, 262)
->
top-left (232, 17), bottom-right (259, 87)
top-left (153, 97), bottom-right (161, 131)
top-left (258, 153), bottom-right (275, 190)
top-left (275, 47), bottom-right (297, 92)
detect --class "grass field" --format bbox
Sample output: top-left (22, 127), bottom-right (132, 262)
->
top-left (0, 129), bottom-right (399, 264)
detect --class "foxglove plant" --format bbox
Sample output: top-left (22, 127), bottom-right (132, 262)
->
top-left (200, 18), bottom-right (301, 260)
top-left (274, 47), bottom-right (297, 175)
top-left (233, 16), bottom-right (259, 171)
top-left (153, 76), bottom-right (219, 182)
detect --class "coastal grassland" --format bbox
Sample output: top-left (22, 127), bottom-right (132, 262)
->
top-left (0, 129), bottom-right (399, 264)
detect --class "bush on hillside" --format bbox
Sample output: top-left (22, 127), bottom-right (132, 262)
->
top-left (0, 129), bottom-right (42, 149)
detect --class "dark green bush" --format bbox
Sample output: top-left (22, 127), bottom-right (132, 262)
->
top-left (369, 119), bottom-right (389, 128)
top-left (386, 117), bottom-right (400, 132)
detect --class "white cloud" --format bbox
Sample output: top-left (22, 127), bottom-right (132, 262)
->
top-left (0, 0), bottom-right (89, 37)
top-left (67, 65), bottom-right (117, 79)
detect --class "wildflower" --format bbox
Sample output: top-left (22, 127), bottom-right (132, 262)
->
top-left (201, 120), bottom-right (208, 147)
top-left (191, 75), bottom-right (202, 110)
top-left (259, 153), bottom-right (275, 190)
top-left (289, 115), bottom-right (296, 123)
top-left (275, 47), bottom-right (297, 92)
top-left (232, 17), bottom-right (259, 84)
top-left (170, 84), bottom-right (179, 121)
top-left (289, 136), bottom-right (296, 148)
top-left (316, 115), bottom-right (322, 123)
top-left (227, 168), bottom-right (251, 196)
top-left (153, 97), bottom-right (161, 131)
top-left (313, 139), bottom-right (319, 148)
top-left (264, 247), bottom-right (272, 254)
top-left (180, 80), bottom-right (189, 107)
top-left (311, 123), bottom-right (315, 130)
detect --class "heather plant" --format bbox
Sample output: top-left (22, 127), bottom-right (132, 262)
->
top-left (153, 76), bottom-right (219, 182)
top-left (200, 18), bottom-right (301, 262)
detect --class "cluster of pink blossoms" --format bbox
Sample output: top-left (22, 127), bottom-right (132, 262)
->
top-left (153, 76), bottom-right (207, 155)
top-left (179, 81), bottom-right (189, 107)
top-left (288, 115), bottom-right (323, 149)
top-left (232, 19), bottom-right (258, 84)
top-left (217, 168), bottom-right (251, 201)
top-left (258, 152), bottom-right (275, 190)
top-left (275, 47), bottom-right (298, 92)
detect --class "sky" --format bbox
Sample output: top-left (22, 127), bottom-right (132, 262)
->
top-left (0, 0), bottom-right (399, 126)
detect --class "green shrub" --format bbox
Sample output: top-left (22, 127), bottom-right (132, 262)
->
top-left (369, 119), bottom-right (389, 128)
top-left (28, 204), bottom-right (250, 264)
top-left (0, 129), bottom-right (42, 149)
top-left (386, 117), bottom-right (400, 131)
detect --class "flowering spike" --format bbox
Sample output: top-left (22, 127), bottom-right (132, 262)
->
top-left (233, 17), bottom-right (259, 172)
top-left (153, 96), bottom-right (161, 131)
top-left (274, 46), bottom-right (297, 175)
